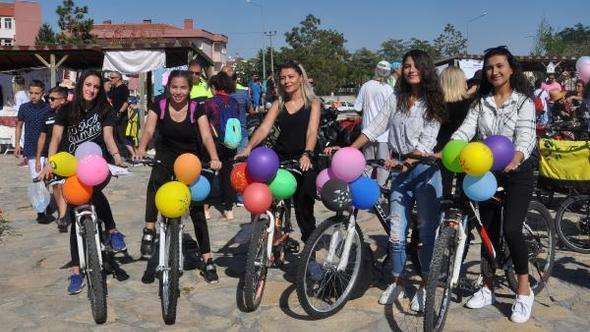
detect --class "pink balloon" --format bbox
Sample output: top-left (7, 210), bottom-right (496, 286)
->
top-left (331, 147), bottom-right (366, 182)
top-left (579, 65), bottom-right (590, 83)
top-left (316, 168), bottom-right (335, 192)
top-left (77, 155), bottom-right (109, 187)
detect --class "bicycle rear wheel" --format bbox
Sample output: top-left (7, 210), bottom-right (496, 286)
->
top-left (160, 218), bottom-right (180, 325)
top-left (83, 216), bottom-right (107, 324)
top-left (242, 215), bottom-right (270, 312)
top-left (296, 216), bottom-right (363, 319)
top-left (555, 195), bottom-right (590, 254)
top-left (424, 226), bottom-right (456, 332)
top-left (505, 200), bottom-right (555, 295)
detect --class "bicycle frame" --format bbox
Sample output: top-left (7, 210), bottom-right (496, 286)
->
top-left (157, 215), bottom-right (184, 275)
top-left (74, 205), bottom-right (103, 272)
top-left (336, 210), bottom-right (358, 272)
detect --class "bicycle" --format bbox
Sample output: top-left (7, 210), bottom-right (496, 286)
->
top-left (295, 155), bottom-right (437, 319)
top-left (424, 183), bottom-right (555, 331)
top-left (239, 159), bottom-right (300, 312)
top-left (554, 194), bottom-right (590, 253)
top-left (138, 158), bottom-right (214, 325)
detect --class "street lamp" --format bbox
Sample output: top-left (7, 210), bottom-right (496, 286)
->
top-left (246, 0), bottom-right (266, 79)
top-left (466, 10), bottom-right (488, 53)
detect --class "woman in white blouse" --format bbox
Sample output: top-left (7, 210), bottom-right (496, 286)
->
top-left (451, 46), bottom-right (537, 323)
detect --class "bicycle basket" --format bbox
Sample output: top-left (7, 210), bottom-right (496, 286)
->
top-left (538, 138), bottom-right (590, 194)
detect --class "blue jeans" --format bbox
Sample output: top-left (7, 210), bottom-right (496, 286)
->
top-left (388, 163), bottom-right (442, 277)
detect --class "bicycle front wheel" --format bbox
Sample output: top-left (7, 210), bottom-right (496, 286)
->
top-left (505, 200), bottom-right (555, 295)
top-left (296, 216), bottom-right (363, 319)
top-left (555, 195), bottom-right (590, 254)
top-left (83, 216), bottom-right (107, 324)
top-left (242, 215), bottom-right (270, 312)
top-left (160, 218), bottom-right (180, 325)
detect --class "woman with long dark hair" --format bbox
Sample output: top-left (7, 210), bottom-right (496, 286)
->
top-left (341, 49), bottom-right (446, 311)
top-left (135, 70), bottom-right (222, 283)
top-left (42, 70), bottom-right (127, 294)
top-left (237, 60), bottom-right (321, 244)
top-left (451, 46), bottom-right (537, 323)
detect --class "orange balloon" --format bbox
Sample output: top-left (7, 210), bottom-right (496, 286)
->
top-left (63, 175), bottom-right (93, 206)
top-left (174, 153), bottom-right (202, 185)
top-left (231, 162), bottom-right (253, 193)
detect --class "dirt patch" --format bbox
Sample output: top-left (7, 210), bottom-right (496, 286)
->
top-left (0, 208), bottom-right (9, 239)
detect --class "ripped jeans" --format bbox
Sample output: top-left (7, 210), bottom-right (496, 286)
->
top-left (388, 163), bottom-right (442, 278)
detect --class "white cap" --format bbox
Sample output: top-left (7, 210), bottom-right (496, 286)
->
top-left (375, 60), bottom-right (392, 78)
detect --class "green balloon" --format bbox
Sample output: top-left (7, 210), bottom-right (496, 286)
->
top-left (269, 169), bottom-right (297, 200)
top-left (442, 140), bottom-right (468, 173)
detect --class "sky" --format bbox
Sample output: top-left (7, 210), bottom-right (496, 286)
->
top-left (34, 0), bottom-right (590, 59)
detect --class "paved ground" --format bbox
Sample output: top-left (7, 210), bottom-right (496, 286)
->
top-left (0, 155), bottom-right (589, 331)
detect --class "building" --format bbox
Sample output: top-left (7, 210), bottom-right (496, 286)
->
top-left (0, 0), bottom-right (41, 46)
top-left (92, 18), bottom-right (228, 71)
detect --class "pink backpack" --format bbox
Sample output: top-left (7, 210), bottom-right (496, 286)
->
top-left (159, 99), bottom-right (199, 123)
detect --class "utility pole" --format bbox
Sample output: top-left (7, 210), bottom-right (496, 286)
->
top-left (465, 10), bottom-right (488, 52)
top-left (264, 30), bottom-right (277, 78)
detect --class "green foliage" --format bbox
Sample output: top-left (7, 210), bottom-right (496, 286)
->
top-left (35, 23), bottom-right (57, 46)
top-left (532, 19), bottom-right (590, 57)
top-left (55, 0), bottom-right (95, 44)
top-left (348, 48), bottom-right (381, 87)
top-left (433, 23), bottom-right (467, 58)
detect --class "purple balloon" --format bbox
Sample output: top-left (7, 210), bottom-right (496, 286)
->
top-left (247, 147), bottom-right (280, 183)
top-left (316, 168), bottom-right (335, 192)
top-left (75, 141), bottom-right (102, 160)
top-left (484, 135), bottom-right (515, 170)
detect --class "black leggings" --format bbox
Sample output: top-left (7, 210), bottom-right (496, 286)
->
top-left (70, 177), bottom-right (116, 267)
top-left (213, 145), bottom-right (236, 212)
top-left (145, 158), bottom-right (211, 254)
top-left (292, 170), bottom-right (317, 243)
top-left (479, 158), bottom-right (534, 278)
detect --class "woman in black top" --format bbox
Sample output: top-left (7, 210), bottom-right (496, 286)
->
top-left (135, 70), bottom-right (222, 283)
top-left (41, 70), bottom-right (127, 295)
top-left (435, 66), bottom-right (471, 197)
top-left (237, 61), bottom-right (321, 243)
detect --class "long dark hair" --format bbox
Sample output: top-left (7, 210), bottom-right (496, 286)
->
top-left (396, 49), bottom-right (446, 123)
top-left (165, 70), bottom-right (193, 102)
top-left (477, 46), bottom-right (533, 100)
top-left (69, 70), bottom-right (110, 124)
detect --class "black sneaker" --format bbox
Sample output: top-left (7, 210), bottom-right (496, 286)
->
top-left (56, 217), bottom-right (69, 233)
top-left (140, 228), bottom-right (156, 259)
top-left (36, 213), bottom-right (55, 225)
top-left (201, 259), bottom-right (219, 284)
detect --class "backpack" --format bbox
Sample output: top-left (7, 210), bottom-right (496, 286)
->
top-left (533, 90), bottom-right (545, 116)
top-left (208, 96), bottom-right (242, 149)
top-left (159, 98), bottom-right (199, 123)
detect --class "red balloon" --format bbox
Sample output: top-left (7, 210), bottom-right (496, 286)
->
top-left (243, 183), bottom-right (273, 214)
top-left (231, 162), bottom-right (253, 193)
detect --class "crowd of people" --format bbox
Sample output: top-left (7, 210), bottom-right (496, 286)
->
top-left (10, 45), bottom-right (590, 324)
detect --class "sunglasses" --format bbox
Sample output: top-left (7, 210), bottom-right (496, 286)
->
top-left (49, 96), bottom-right (64, 101)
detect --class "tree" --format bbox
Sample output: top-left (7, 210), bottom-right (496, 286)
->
top-left (433, 23), bottom-right (467, 58)
top-left (406, 38), bottom-right (440, 60)
top-left (348, 48), bottom-right (381, 86)
top-left (532, 19), bottom-right (590, 57)
top-left (35, 23), bottom-right (56, 46)
top-left (282, 14), bottom-right (349, 95)
top-left (55, 0), bottom-right (94, 44)
top-left (379, 38), bottom-right (407, 62)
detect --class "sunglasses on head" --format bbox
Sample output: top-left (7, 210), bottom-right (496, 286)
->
top-left (48, 96), bottom-right (63, 101)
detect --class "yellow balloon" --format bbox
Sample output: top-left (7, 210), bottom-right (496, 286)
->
top-left (459, 142), bottom-right (493, 176)
top-left (155, 181), bottom-right (191, 218)
top-left (48, 152), bottom-right (78, 177)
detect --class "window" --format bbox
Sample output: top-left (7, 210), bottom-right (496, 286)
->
top-left (1, 39), bottom-right (14, 46)
top-left (4, 18), bottom-right (13, 30)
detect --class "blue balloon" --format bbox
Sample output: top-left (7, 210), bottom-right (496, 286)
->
top-left (349, 176), bottom-right (380, 210)
top-left (190, 176), bottom-right (211, 202)
top-left (462, 172), bottom-right (498, 202)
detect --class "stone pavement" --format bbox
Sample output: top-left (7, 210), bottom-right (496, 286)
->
top-left (0, 155), bottom-right (589, 331)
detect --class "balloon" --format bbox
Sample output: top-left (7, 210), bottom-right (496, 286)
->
top-left (269, 169), bottom-right (297, 200)
top-left (174, 153), bottom-right (202, 185)
top-left (320, 179), bottom-right (352, 212)
top-left (330, 147), bottom-right (366, 183)
top-left (576, 56), bottom-right (590, 83)
top-left (349, 176), bottom-right (380, 210)
top-left (63, 175), bottom-right (93, 205)
top-left (74, 142), bottom-right (102, 160)
top-left (315, 168), bottom-right (336, 192)
top-left (246, 147), bottom-right (280, 183)
top-left (155, 181), bottom-right (191, 218)
top-left (459, 142), bottom-right (493, 176)
top-left (77, 154), bottom-right (109, 186)
top-left (462, 172), bottom-right (498, 202)
top-left (231, 162), bottom-right (253, 193)
top-left (190, 176), bottom-right (211, 202)
top-left (442, 140), bottom-right (468, 173)
top-left (483, 135), bottom-right (515, 171)
top-left (243, 183), bottom-right (273, 214)
top-left (48, 152), bottom-right (77, 177)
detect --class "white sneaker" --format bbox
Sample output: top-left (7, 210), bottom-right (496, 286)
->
top-left (510, 289), bottom-right (534, 323)
top-left (465, 286), bottom-right (495, 309)
top-left (410, 287), bottom-right (426, 312)
top-left (379, 282), bottom-right (405, 305)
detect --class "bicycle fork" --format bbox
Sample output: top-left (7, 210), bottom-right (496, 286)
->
top-left (264, 211), bottom-right (276, 264)
top-left (157, 217), bottom-right (184, 274)
top-left (334, 212), bottom-right (358, 272)
top-left (74, 205), bottom-right (102, 272)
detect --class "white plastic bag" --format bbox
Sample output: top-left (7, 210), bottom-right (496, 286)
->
top-left (27, 181), bottom-right (50, 213)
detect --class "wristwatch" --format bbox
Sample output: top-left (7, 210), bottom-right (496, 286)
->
top-left (303, 150), bottom-right (313, 157)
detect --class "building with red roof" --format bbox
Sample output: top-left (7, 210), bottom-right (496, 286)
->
top-left (0, 0), bottom-right (41, 46)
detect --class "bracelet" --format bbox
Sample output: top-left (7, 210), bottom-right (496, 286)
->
top-left (303, 150), bottom-right (313, 157)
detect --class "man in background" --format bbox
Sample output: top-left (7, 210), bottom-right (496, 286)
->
top-left (189, 60), bottom-right (213, 99)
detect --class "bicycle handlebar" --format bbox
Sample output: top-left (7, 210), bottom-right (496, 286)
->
top-left (366, 153), bottom-right (438, 171)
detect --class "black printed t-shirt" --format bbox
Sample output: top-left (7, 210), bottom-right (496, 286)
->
top-left (55, 102), bottom-right (116, 161)
top-left (40, 108), bottom-right (59, 157)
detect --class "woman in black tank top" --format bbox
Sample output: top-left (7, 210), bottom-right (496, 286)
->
top-left (135, 70), bottom-right (223, 283)
top-left (237, 61), bottom-right (321, 242)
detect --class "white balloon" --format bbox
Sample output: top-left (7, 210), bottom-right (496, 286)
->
top-left (576, 56), bottom-right (590, 71)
